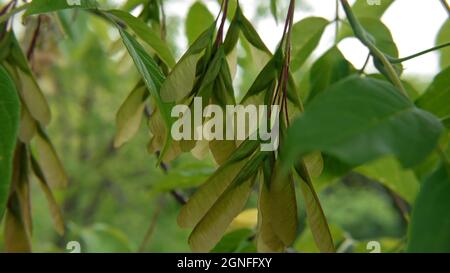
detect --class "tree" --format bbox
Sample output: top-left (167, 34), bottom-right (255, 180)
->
top-left (0, 0), bottom-right (449, 253)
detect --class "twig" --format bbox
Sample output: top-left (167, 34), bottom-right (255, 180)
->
top-left (339, 0), bottom-right (408, 98)
top-left (138, 198), bottom-right (164, 252)
top-left (27, 15), bottom-right (42, 61)
top-left (0, 1), bottom-right (30, 24)
top-left (215, 0), bottom-right (229, 48)
top-left (359, 53), bottom-right (371, 74)
top-left (388, 42), bottom-right (450, 63)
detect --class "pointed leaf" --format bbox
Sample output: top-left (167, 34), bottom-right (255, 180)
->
top-left (185, 2), bottom-right (215, 46)
top-left (282, 77), bottom-right (443, 171)
top-left (108, 10), bottom-right (176, 68)
top-left (295, 163), bottom-right (335, 253)
top-left (188, 175), bottom-right (256, 252)
top-left (291, 17), bottom-right (329, 70)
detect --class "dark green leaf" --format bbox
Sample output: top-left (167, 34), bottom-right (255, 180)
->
top-left (0, 65), bottom-right (20, 219)
top-left (416, 66), bottom-right (450, 122)
top-left (352, 0), bottom-right (395, 18)
top-left (308, 46), bottom-right (354, 101)
top-left (281, 77), bottom-right (443, 170)
top-left (291, 17), bottom-right (329, 70)
top-left (408, 166), bottom-right (450, 252)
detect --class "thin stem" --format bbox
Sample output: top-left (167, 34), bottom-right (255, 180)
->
top-left (214, 0), bottom-right (229, 48)
top-left (138, 198), bottom-right (164, 252)
top-left (334, 0), bottom-right (339, 44)
top-left (339, 0), bottom-right (408, 98)
top-left (388, 42), bottom-right (450, 63)
top-left (359, 53), bottom-right (371, 74)
top-left (0, 2), bottom-right (30, 24)
top-left (27, 15), bottom-right (42, 61)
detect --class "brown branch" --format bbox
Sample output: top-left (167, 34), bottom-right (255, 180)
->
top-left (27, 15), bottom-right (42, 61)
top-left (214, 0), bottom-right (229, 48)
top-left (138, 198), bottom-right (164, 252)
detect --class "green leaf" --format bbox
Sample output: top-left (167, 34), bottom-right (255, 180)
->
top-left (338, 17), bottom-right (399, 58)
top-left (160, 53), bottom-right (202, 103)
top-left (118, 28), bottom-right (173, 160)
top-left (265, 164), bottom-right (298, 247)
top-left (178, 140), bottom-right (259, 228)
top-left (24, 0), bottom-right (99, 16)
top-left (81, 224), bottom-right (132, 253)
top-left (30, 155), bottom-right (65, 235)
top-left (242, 51), bottom-right (280, 102)
top-left (185, 1), bottom-right (215, 46)
top-left (291, 17), bottom-right (329, 70)
top-left (237, 7), bottom-right (271, 54)
top-left (408, 166), bottom-right (450, 252)
top-left (281, 77), bottom-right (443, 171)
top-left (223, 18), bottom-right (240, 54)
top-left (416, 66), bottom-right (450, 123)
top-left (437, 19), bottom-right (450, 69)
top-left (6, 35), bottom-right (51, 125)
top-left (212, 228), bottom-right (254, 253)
top-left (107, 10), bottom-right (176, 68)
top-left (114, 82), bottom-right (148, 148)
top-left (308, 46), bottom-right (355, 101)
top-left (35, 127), bottom-right (68, 189)
top-left (357, 156), bottom-right (420, 204)
top-left (295, 163), bottom-right (335, 253)
top-left (270, 0), bottom-right (278, 23)
top-left (188, 175), bottom-right (256, 252)
top-left (352, 0), bottom-right (395, 18)
top-left (0, 65), bottom-right (20, 219)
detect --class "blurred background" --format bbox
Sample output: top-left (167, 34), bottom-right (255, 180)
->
top-left (0, 0), bottom-right (447, 252)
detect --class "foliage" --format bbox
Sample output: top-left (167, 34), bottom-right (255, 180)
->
top-left (0, 0), bottom-right (449, 253)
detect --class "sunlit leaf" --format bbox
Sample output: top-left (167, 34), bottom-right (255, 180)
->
top-left (352, 0), bottom-right (395, 18)
top-left (437, 19), bottom-right (450, 69)
top-left (357, 156), bottom-right (420, 204)
top-left (185, 2), bottom-right (215, 46)
top-left (291, 17), bottom-right (329, 70)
